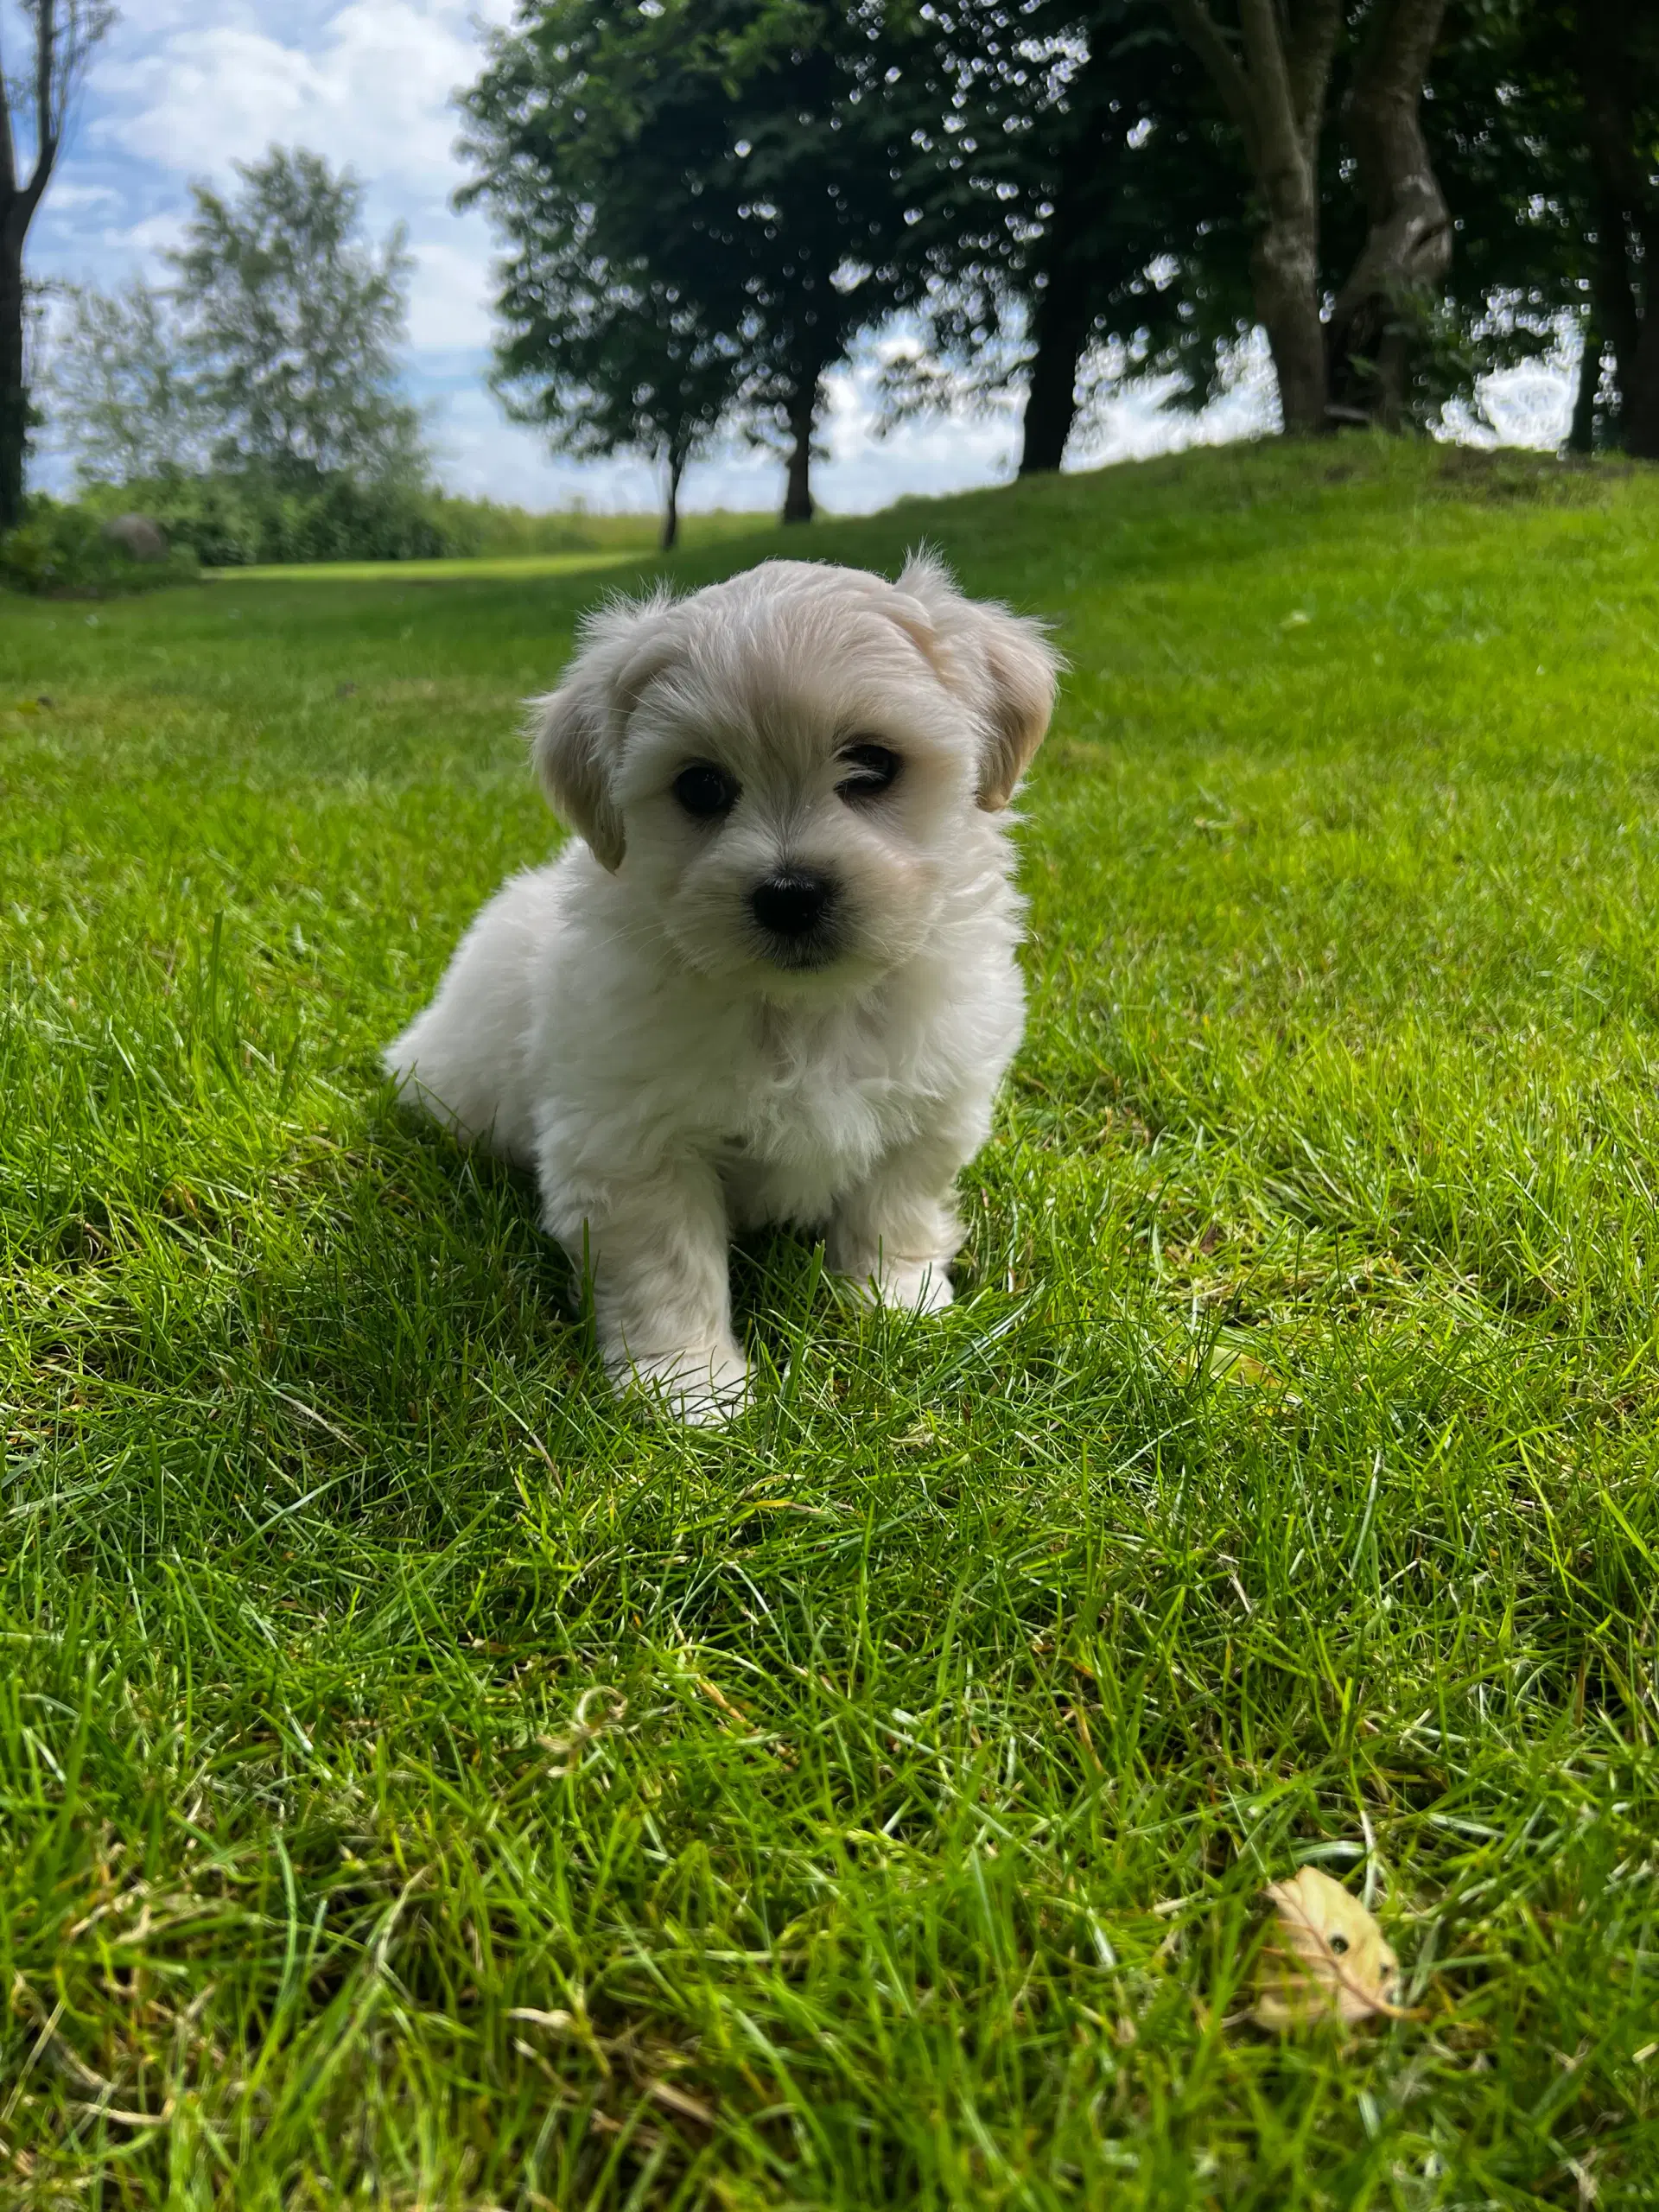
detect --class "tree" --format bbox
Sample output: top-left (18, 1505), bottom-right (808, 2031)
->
top-left (890, 0), bottom-right (1630, 461)
top-left (1014, 10), bottom-right (1238, 472)
top-left (1571, 0), bottom-right (1659, 456)
top-left (880, 0), bottom-right (1246, 475)
top-left (1162, 0), bottom-right (1343, 432)
top-left (46, 279), bottom-right (205, 483)
top-left (1407, 4), bottom-right (1594, 438)
top-left (167, 146), bottom-right (426, 484)
top-left (462, 0), bottom-right (927, 527)
top-left (1162, 0), bottom-right (1456, 434)
top-left (0, 0), bottom-right (115, 530)
top-left (879, 0), bottom-right (1643, 462)
top-left (712, 1), bottom-right (944, 520)
top-left (1325, 0), bottom-right (1453, 426)
top-left (1411, 0), bottom-right (1659, 454)
top-left (496, 281), bottom-right (738, 552)
top-left (458, 11), bottom-right (745, 547)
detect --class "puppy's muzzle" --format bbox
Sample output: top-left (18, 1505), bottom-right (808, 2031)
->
top-left (750, 869), bottom-right (840, 967)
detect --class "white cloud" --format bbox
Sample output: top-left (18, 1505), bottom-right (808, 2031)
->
top-left (404, 229), bottom-right (497, 353)
top-left (110, 212), bottom-right (191, 260)
top-left (44, 182), bottom-right (124, 213)
top-left (96, 1), bottom-right (493, 189)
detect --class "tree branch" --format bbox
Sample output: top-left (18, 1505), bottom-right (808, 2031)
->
top-left (1355, 0), bottom-right (1447, 104)
top-left (1165, 0), bottom-right (1259, 167)
top-left (1283, 0), bottom-right (1344, 153)
top-left (1236, 0), bottom-right (1302, 186)
top-left (28, 0), bottom-right (59, 213)
top-left (0, 11), bottom-right (17, 201)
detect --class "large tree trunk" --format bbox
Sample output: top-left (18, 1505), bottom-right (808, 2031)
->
top-left (0, 231), bottom-right (26, 532)
top-left (1018, 99), bottom-right (1099, 476)
top-left (1325, 0), bottom-right (1452, 428)
top-left (781, 375), bottom-right (817, 525)
top-left (0, 2), bottom-right (107, 531)
top-left (1166, 0), bottom-right (1342, 439)
top-left (1629, 324), bottom-right (1659, 461)
top-left (661, 446), bottom-right (684, 551)
top-left (1253, 199), bottom-right (1327, 435)
top-left (1591, 186), bottom-right (1639, 442)
top-left (1568, 320), bottom-right (1604, 454)
top-left (1020, 276), bottom-right (1091, 474)
top-left (1574, 0), bottom-right (1659, 458)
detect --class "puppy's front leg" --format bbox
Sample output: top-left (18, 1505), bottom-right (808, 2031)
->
top-left (828, 1130), bottom-right (969, 1316)
top-left (552, 1160), bottom-right (748, 1425)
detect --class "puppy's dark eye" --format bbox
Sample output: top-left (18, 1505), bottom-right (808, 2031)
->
top-left (836, 741), bottom-right (901, 801)
top-left (673, 761), bottom-right (740, 820)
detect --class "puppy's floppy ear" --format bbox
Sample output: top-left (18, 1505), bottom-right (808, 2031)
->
top-left (895, 550), bottom-right (1062, 810)
top-left (529, 592), bottom-right (677, 871)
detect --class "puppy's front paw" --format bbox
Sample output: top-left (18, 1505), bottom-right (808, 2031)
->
top-left (840, 1256), bottom-right (955, 1316)
top-left (621, 1343), bottom-right (752, 1427)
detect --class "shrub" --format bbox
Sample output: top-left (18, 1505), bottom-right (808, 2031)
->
top-left (416, 493), bottom-right (618, 557)
top-left (77, 474), bottom-right (264, 568)
top-left (74, 469), bottom-right (450, 567)
top-left (19, 473), bottom-right (754, 578)
top-left (0, 499), bottom-right (200, 596)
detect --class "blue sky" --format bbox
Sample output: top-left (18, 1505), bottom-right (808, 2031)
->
top-left (20, 0), bottom-right (1575, 514)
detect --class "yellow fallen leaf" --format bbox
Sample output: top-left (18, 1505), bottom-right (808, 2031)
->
top-left (1178, 1340), bottom-right (1285, 1390)
top-left (1252, 1866), bottom-right (1402, 2030)
top-left (1211, 1348), bottom-right (1276, 1387)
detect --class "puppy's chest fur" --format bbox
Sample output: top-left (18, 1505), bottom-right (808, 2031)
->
top-left (718, 995), bottom-right (935, 1221)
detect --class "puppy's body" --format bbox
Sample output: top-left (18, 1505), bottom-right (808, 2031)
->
top-left (386, 556), bottom-right (1056, 1421)
top-left (391, 823), bottom-right (1022, 1243)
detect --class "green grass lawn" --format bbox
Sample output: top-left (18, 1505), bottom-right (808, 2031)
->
top-left (3, 438), bottom-right (1657, 2208)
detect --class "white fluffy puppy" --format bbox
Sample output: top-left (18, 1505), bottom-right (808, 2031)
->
top-left (384, 553), bottom-right (1058, 1423)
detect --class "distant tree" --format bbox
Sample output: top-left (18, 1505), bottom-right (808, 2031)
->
top-left (462, 0), bottom-right (926, 526)
top-left (46, 279), bottom-right (205, 483)
top-left (168, 147), bottom-right (426, 483)
top-left (496, 288), bottom-right (739, 555)
top-left (0, 0), bottom-right (116, 529)
top-left (458, 16), bottom-right (744, 548)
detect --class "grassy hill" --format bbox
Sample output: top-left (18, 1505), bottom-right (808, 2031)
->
top-left (3, 439), bottom-right (1657, 2207)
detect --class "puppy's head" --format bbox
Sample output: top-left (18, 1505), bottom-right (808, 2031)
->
top-left (531, 554), bottom-right (1059, 993)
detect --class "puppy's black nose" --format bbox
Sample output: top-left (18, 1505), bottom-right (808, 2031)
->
top-left (751, 870), bottom-right (836, 938)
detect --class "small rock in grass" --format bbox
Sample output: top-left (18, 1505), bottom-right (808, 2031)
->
top-left (100, 513), bottom-right (169, 563)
